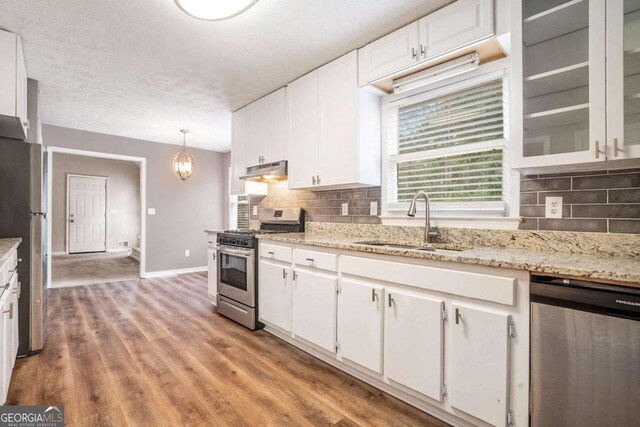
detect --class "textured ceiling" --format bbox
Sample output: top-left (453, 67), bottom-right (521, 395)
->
top-left (0, 0), bottom-right (452, 151)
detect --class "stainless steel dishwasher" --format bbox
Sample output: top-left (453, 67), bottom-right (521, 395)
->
top-left (531, 275), bottom-right (640, 427)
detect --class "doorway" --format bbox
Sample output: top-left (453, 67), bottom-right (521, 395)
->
top-left (67, 174), bottom-right (108, 254)
top-left (47, 147), bottom-right (146, 288)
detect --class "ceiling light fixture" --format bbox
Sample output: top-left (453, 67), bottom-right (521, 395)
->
top-left (173, 129), bottom-right (196, 181)
top-left (174, 0), bottom-right (258, 21)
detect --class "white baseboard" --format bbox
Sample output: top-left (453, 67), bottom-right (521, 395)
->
top-left (107, 248), bottom-right (132, 253)
top-left (51, 251), bottom-right (66, 256)
top-left (142, 266), bottom-right (207, 278)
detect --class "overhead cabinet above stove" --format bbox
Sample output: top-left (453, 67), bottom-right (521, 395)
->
top-left (0, 29), bottom-right (28, 141)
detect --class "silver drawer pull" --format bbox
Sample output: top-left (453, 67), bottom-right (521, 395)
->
top-left (3, 302), bottom-right (13, 319)
top-left (455, 308), bottom-right (462, 325)
top-left (371, 289), bottom-right (377, 302)
top-left (267, 251), bottom-right (275, 255)
top-left (388, 294), bottom-right (394, 308)
top-left (306, 258), bottom-right (314, 262)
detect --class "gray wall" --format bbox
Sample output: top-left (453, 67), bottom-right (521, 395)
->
top-left (43, 125), bottom-right (227, 272)
top-left (51, 153), bottom-right (140, 253)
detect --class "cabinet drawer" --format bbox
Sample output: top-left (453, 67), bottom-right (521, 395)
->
top-left (341, 256), bottom-right (516, 306)
top-left (259, 243), bottom-right (292, 263)
top-left (294, 249), bottom-right (337, 272)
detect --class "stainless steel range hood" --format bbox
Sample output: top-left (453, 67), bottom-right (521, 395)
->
top-left (240, 160), bottom-right (287, 182)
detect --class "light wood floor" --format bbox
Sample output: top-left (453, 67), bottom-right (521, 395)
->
top-left (7, 272), bottom-right (448, 426)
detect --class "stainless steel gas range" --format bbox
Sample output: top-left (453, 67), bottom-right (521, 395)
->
top-left (216, 208), bottom-right (304, 330)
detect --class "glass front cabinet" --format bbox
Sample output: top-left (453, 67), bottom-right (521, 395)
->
top-left (512, 0), bottom-right (640, 171)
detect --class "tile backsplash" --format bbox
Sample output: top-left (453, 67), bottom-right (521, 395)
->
top-left (249, 181), bottom-right (382, 224)
top-left (520, 169), bottom-right (640, 234)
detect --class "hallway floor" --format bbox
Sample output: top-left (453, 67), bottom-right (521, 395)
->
top-left (51, 252), bottom-right (139, 287)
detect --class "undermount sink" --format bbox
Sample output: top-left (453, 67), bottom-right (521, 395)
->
top-left (354, 241), bottom-right (469, 252)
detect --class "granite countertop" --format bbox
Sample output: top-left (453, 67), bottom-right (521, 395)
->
top-left (257, 233), bottom-right (640, 286)
top-left (0, 238), bottom-right (21, 266)
top-left (204, 229), bottom-right (225, 234)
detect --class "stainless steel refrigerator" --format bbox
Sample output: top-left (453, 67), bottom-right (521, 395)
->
top-left (0, 78), bottom-right (47, 355)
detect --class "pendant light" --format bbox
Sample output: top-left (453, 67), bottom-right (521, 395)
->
top-left (174, 0), bottom-right (258, 21)
top-left (173, 129), bottom-right (196, 181)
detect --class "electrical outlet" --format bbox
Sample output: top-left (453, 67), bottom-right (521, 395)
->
top-left (545, 197), bottom-right (563, 218)
top-left (370, 201), bottom-right (378, 216)
top-left (342, 203), bottom-right (349, 216)
top-left (252, 206), bottom-right (258, 215)
top-left (185, 249), bottom-right (190, 257)
top-left (147, 208), bottom-right (156, 215)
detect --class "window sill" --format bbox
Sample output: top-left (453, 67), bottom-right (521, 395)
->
top-left (380, 215), bottom-right (523, 230)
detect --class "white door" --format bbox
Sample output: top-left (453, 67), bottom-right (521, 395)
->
top-left (263, 88), bottom-right (287, 163)
top-left (68, 175), bottom-right (107, 254)
top-left (384, 289), bottom-right (444, 401)
top-left (292, 268), bottom-right (337, 352)
top-left (258, 260), bottom-right (292, 332)
top-left (449, 303), bottom-right (510, 426)
top-left (231, 107), bottom-right (247, 195)
top-left (246, 97), bottom-right (267, 166)
top-left (337, 277), bottom-right (383, 373)
top-left (287, 70), bottom-right (319, 189)
top-left (318, 51), bottom-right (358, 187)
top-left (418, 0), bottom-right (493, 60)
top-left (357, 22), bottom-right (420, 86)
top-left (606, 0), bottom-right (640, 160)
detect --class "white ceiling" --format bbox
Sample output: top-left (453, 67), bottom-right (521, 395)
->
top-left (0, 0), bottom-right (452, 152)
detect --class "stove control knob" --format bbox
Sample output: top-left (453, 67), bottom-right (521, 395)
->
top-left (241, 240), bottom-right (248, 246)
top-left (232, 239), bottom-right (238, 245)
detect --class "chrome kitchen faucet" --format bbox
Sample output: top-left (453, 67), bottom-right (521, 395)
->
top-left (407, 191), bottom-right (438, 243)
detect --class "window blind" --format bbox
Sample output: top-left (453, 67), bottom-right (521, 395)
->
top-left (236, 195), bottom-right (249, 229)
top-left (386, 78), bottom-right (506, 213)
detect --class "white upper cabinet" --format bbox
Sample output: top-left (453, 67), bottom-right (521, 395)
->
top-left (0, 29), bottom-right (28, 141)
top-left (230, 107), bottom-right (247, 195)
top-left (513, 0), bottom-right (640, 172)
top-left (357, 0), bottom-right (494, 86)
top-left (606, 0), bottom-right (640, 160)
top-left (358, 23), bottom-right (420, 87)
top-left (287, 70), bottom-right (319, 189)
top-left (288, 51), bottom-right (381, 190)
top-left (337, 278), bottom-right (384, 373)
top-left (449, 303), bottom-right (510, 426)
top-left (419, 0), bottom-right (494, 60)
top-left (246, 88), bottom-right (287, 166)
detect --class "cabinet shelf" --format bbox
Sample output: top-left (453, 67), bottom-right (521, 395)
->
top-left (523, 0), bottom-right (589, 46)
top-left (524, 62), bottom-right (589, 98)
top-left (524, 104), bottom-right (589, 131)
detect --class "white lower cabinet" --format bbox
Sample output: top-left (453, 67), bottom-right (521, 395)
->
top-left (336, 278), bottom-right (383, 373)
top-left (449, 303), bottom-right (511, 426)
top-left (384, 289), bottom-right (444, 401)
top-left (258, 260), bottom-right (292, 332)
top-left (292, 268), bottom-right (337, 353)
top-left (0, 292), bottom-right (8, 402)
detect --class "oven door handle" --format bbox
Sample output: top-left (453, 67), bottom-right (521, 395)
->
top-left (216, 246), bottom-right (253, 258)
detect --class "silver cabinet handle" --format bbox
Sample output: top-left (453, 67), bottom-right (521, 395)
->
top-left (312, 176), bottom-right (316, 186)
top-left (267, 251), bottom-right (275, 256)
top-left (420, 44), bottom-right (426, 57)
top-left (305, 258), bottom-right (314, 263)
top-left (17, 258), bottom-right (22, 263)
top-left (316, 175), bottom-right (321, 185)
top-left (371, 289), bottom-right (377, 302)
top-left (388, 294), bottom-right (394, 307)
top-left (594, 140), bottom-right (600, 159)
top-left (3, 302), bottom-right (13, 319)
top-left (212, 253), bottom-right (216, 260)
top-left (614, 138), bottom-right (619, 157)
top-left (411, 47), bottom-right (417, 60)
top-left (455, 308), bottom-right (462, 325)
top-left (293, 271), bottom-right (298, 281)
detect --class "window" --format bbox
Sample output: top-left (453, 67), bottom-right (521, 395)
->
top-left (230, 194), bottom-right (249, 229)
top-left (384, 75), bottom-right (508, 217)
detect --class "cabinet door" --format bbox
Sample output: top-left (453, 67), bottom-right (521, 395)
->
top-left (419, 0), bottom-right (493, 60)
top-left (0, 295), bottom-right (6, 404)
top-left (1, 295), bottom-right (11, 402)
top-left (606, 0), bottom-right (640, 160)
top-left (0, 30), bottom-right (17, 118)
top-left (337, 278), bottom-right (383, 373)
top-left (263, 88), bottom-right (287, 163)
top-left (292, 268), bottom-right (337, 352)
top-left (16, 36), bottom-right (27, 137)
top-left (358, 22), bottom-right (419, 86)
top-left (384, 289), bottom-right (443, 401)
top-left (515, 0), bottom-right (606, 169)
top-left (207, 248), bottom-right (217, 300)
top-left (231, 107), bottom-right (247, 195)
top-left (449, 303), bottom-right (510, 426)
top-left (287, 71), bottom-right (319, 189)
top-left (258, 260), bottom-right (292, 332)
top-left (246, 98), bottom-right (266, 166)
top-left (318, 51), bottom-right (359, 187)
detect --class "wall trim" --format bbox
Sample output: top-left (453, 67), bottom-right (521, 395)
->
top-left (107, 248), bottom-right (133, 253)
top-left (142, 266), bottom-right (207, 278)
